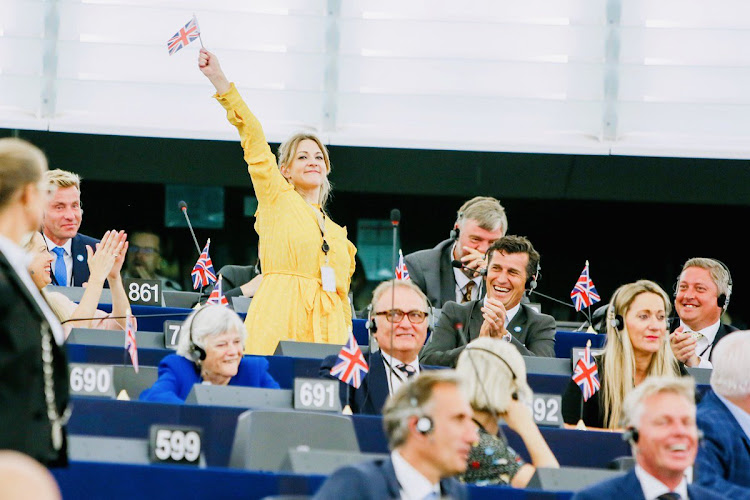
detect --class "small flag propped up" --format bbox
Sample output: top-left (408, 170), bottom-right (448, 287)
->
top-left (395, 249), bottom-right (410, 280)
top-left (570, 260), bottom-right (601, 312)
top-left (167, 15), bottom-right (202, 55)
top-left (573, 340), bottom-right (599, 402)
top-left (329, 331), bottom-right (369, 389)
top-left (206, 274), bottom-right (229, 306)
top-left (191, 239), bottom-right (217, 290)
top-left (125, 309), bottom-right (139, 373)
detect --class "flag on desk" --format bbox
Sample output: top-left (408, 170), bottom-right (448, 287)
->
top-left (330, 331), bottom-right (369, 389)
top-left (125, 309), bottom-right (139, 373)
top-left (206, 274), bottom-right (229, 306)
top-left (570, 260), bottom-right (601, 312)
top-left (191, 239), bottom-right (217, 289)
top-left (395, 249), bottom-right (410, 280)
top-left (167, 16), bottom-right (201, 55)
top-left (573, 341), bottom-right (599, 402)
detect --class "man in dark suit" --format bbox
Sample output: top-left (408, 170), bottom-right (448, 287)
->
top-left (42, 169), bottom-right (100, 287)
top-left (695, 331), bottom-right (750, 497)
top-left (314, 371), bottom-right (475, 500)
top-left (670, 257), bottom-right (737, 369)
top-left (404, 196), bottom-right (507, 308)
top-left (320, 279), bottom-right (437, 414)
top-left (574, 377), bottom-right (725, 500)
top-left (0, 139), bottom-right (70, 467)
top-left (420, 235), bottom-right (555, 367)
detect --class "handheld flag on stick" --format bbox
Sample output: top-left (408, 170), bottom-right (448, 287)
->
top-left (330, 331), bottom-right (369, 389)
top-left (167, 15), bottom-right (202, 55)
top-left (125, 309), bottom-right (139, 373)
top-left (570, 260), bottom-right (601, 312)
top-left (191, 239), bottom-right (217, 289)
top-left (206, 274), bottom-right (229, 306)
top-left (573, 340), bottom-right (599, 402)
top-left (395, 249), bottom-right (410, 280)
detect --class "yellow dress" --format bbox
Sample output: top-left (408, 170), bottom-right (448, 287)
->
top-left (215, 84), bottom-right (357, 355)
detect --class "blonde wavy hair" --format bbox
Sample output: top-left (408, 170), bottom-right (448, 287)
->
top-left (602, 279), bottom-right (681, 429)
top-left (276, 133), bottom-right (332, 211)
top-left (20, 232), bottom-right (70, 323)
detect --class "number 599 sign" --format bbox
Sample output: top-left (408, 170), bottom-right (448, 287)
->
top-left (148, 425), bottom-right (203, 466)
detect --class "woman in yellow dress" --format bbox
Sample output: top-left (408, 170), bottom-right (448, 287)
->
top-left (199, 48), bottom-right (356, 355)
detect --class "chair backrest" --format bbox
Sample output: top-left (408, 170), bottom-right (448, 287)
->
top-left (112, 365), bottom-right (158, 399)
top-left (228, 409), bottom-right (360, 471)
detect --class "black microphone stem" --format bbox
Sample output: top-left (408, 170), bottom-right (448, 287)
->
top-left (528, 289), bottom-right (576, 309)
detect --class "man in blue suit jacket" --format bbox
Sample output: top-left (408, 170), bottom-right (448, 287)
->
top-left (319, 279), bottom-right (438, 414)
top-left (42, 169), bottom-right (102, 287)
top-left (574, 377), bottom-right (726, 500)
top-left (695, 331), bottom-right (750, 498)
top-left (314, 371), bottom-right (475, 500)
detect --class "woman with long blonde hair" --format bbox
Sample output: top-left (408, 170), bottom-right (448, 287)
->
top-left (198, 49), bottom-right (356, 355)
top-left (562, 280), bottom-right (685, 430)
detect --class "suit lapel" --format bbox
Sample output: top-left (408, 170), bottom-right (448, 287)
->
top-left (70, 235), bottom-right (84, 286)
top-left (507, 305), bottom-right (528, 343)
top-left (380, 457), bottom-right (402, 498)
top-left (467, 300), bottom-right (483, 342)
top-left (622, 469), bottom-right (647, 499)
top-left (0, 253), bottom-right (46, 320)
top-left (362, 351), bottom-right (389, 414)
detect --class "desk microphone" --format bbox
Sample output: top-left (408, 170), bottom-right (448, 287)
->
top-left (178, 201), bottom-right (203, 256)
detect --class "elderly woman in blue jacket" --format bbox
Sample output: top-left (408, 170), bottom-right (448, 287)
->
top-left (140, 305), bottom-right (279, 403)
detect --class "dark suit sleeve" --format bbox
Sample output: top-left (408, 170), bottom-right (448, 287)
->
top-left (404, 254), bottom-right (426, 294)
top-left (695, 414), bottom-right (750, 498)
top-left (319, 355), bottom-right (351, 410)
top-left (139, 356), bottom-right (187, 404)
top-left (419, 301), bottom-right (466, 367)
top-left (519, 313), bottom-right (556, 357)
top-left (313, 465), bottom-right (374, 500)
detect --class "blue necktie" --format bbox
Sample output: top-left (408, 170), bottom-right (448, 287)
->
top-left (52, 247), bottom-right (67, 286)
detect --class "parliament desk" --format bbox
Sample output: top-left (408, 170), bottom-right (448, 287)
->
top-left (52, 461), bottom-right (572, 500)
top-left (68, 398), bottom-right (631, 470)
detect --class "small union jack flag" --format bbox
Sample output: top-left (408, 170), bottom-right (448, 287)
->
top-left (167, 16), bottom-right (201, 55)
top-left (330, 331), bottom-right (369, 389)
top-left (191, 239), bottom-right (217, 289)
top-left (125, 309), bottom-right (139, 373)
top-left (206, 274), bottom-right (229, 306)
top-left (570, 260), bottom-right (601, 312)
top-left (395, 249), bottom-right (410, 280)
top-left (573, 341), bottom-right (600, 402)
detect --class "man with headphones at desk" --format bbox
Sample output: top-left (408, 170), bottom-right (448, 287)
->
top-left (404, 196), bottom-right (507, 308)
top-left (314, 371), bottom-right (476, 500)
top-left (574, 376), bottom-right (726, 500)
top-left (670, 258), bottom-right (738, 368)
top-left (420, 235), bottom-right (556, 367)
top-left (319, 279), bottom-right (441, 414)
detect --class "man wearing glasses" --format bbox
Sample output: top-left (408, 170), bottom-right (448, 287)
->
top-left (320, 279), bottom-right (440, 414)
top-left (123, 231), bottom-right (182, 291)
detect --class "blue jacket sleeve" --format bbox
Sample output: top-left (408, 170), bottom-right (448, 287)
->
top-left (139, 355), bottom-right (191, 403)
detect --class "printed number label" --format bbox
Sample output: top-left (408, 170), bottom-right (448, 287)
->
top-left (124, 278), bottom-right (162, 306)
top-left (529, 394), bottom-right (562, 427)
top-left (294, 378), bottom-right (340, 412)
top-left (68, 364), bottom-right (113, 396)
top-left (149, 426), bottom-right (202, 466)
top-left (163, 321), bottom-right (182, 349)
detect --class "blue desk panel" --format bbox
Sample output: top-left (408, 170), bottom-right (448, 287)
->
top-left (52, 461), bottom-right (571, 500)
top-left (67, 398), bottom-right (630, 469)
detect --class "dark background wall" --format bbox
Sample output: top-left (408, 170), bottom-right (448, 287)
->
top-left (4, 128), bottom-right (749, 326)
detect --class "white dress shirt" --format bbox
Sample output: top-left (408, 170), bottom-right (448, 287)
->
top-left (391, 450), bottom-right (440, 500)
top-left (0, 234), bottom-right (65, 345)
top-left (679, 319), bottom-right (720, 369)
top-left (45, 236), bottom-right (73, 286)
top-left (380, 351), bottom-right (421, 396)
top-left (634, 464), bottom-right (689, 500)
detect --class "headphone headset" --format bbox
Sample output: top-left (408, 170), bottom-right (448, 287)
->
top-left (464, 345), bottom-right (520, 402)
top-left (673, 259), bottom-right (733, 310)
top-left (526, 262), bottom-right (541, 293)
top-left (409, 396), bottom-right (434, 435)
top-left (623, 426), bottom-right (704, 445)
top-left (187, 306), bottom-right (211, 363)
top-left (607, 305), bottom-right (625, 333)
